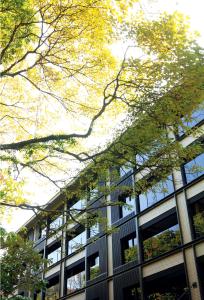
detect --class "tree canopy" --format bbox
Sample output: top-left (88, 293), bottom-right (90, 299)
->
top-left (0, 1), bottom-right (204, 224)
top-left (0, 227), bottom-right (47, 298)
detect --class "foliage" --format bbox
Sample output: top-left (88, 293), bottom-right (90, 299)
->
top-left (0, 3), bottom-right (204, 231)
top-left (0, 228), bottom-right (47, 297)
top-left (193, 212), bottom-right (204, 237)
top-left (143, 227), bottom-right (181, 260)
top-left (124, 245), bottom-right (138, 263)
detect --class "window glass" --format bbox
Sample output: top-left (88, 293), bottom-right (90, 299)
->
top-left (47, 247), bottom-right (61, 266)
top-left (120, 195), bottom-right (135, 218)
top-left (89, 223), bottom-right (100, 238)
top-left (49, 215), bottom-right (63, 231)
top-left (123, 285), bottom-right (141, 300)
top-left (184, 152), bottom-right (204, 184)
top-left (89, 185), bottom-right (98, 201)
top-left (120, 163), bottom-right (133, 177)
top-left (178, 104), bottom-right (204, 136)
top-left (121, 233), bottom-right (138, 264)
top-left (68, 231), bottom-right (86, 254)
top-left (143, 224), bottom-right (181, 260)
top-left (45, 283), bottom-right (59, 300)
top-left (89, 255), bottom-right (100, 280)
top-left (191, 198), bottom-right (204, 239)
top-left (67, 270), bottom-right (85, 294)
top-left (70, 199), bottom-right (86, 216)
top-left (139, 175), bottom-right (174, 211)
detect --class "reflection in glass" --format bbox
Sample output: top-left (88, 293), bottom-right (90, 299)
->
top-left (178, 105), bottom-right (204, 136)
top-left (49, 215), bottom-right (63, 231)
top-left (47, 247), bottom-right (61, 266)
top-left (143, 224), bottom-right (181, 260)
top-left (122, 233), bottom-right (138, 264)
top-left (45, 283), bottom-right (59, 300)
top-left (120, 195), bottom-right (136, 218)
top-left (68, 231), bottom-right (86, 254)
top-left (184, 153), bottom-right (204, 184)
top-left (67, 271), bottom-right (85, 294)
top-left (139, 175), bottom-right (174, 211)
top-left (120, 163), bottom-right (133, 177)
top-left (90, 255), bottom-right (100, 280)
top-left (70, 199), bottom-right (86, 216)
top-left (90, 223), bottom-right (100, 238)
top-left (192, 198), bottom-right (204, 238)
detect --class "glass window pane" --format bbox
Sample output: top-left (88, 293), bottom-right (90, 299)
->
top-left (122, 195), bottom-right (135, 218)
top-left (67, 271), bottom-right (85, 294)
top-left (90, 223), bottom-right (99, 238)
top-left (178, 105), bottom-right (204, 136)
top-left (120, 163), bottom-right (133, 177)
top-left (45, 283), bottom-right (59, 300)
top-left (143, 224), bottom-right (181, 260)
top-left (68, 231), bottom-right (86, 254)
top-left (139, 175), bottom-right (174, 211)
top-left (49, 215), bottom-right (63, 231)
top-left (47, 247), bottom-right (61, 266)
top-left (184, 153), bottom-right (204, 183)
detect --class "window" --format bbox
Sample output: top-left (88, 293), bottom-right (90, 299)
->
top-left (184, 152), bottom-right (204, 184)
top-left (120, 163), bottom-right (133, 177)
top-left (68, 230), bottom-right (86, 254)
top-left (120, 195), bottom-right (135, 218)
top-left (70, 199), bottom-right (86, 216)
top-left (47, 246), bottom-right (61, 266)
top-left (49, 215), bottom-right (63, 232)
top-left (89, 184), bottom-right (98, 201)
top-left (27, 229), bottom-right (34, 241)
top-left (121, 233), bottom-right (138, 264)
top-left (139, 175), bottom-right (174, 211)
top-left (89, 222), bottom-right (100, 238)
top-left (178, 104), bottom-right (204, 136)
top-left (142, 215), bottom-right (181, 260)
top-left (191, 198), bottom-right (204, 239)
top-left (66, 263), bottom-right (85, 294)
top-left (89, 254), bottom-right (100, 280)
top-left (45, 283), bottom-right (59, 300)
top-left (123, 285), bottom-right (141, 300)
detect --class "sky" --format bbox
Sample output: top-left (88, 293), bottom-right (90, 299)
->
top-left (2, 0), bottom-right (204, 232)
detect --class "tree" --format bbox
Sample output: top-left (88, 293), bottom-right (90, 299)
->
top-left (0, 5), bottom-right (204, 225)
top-left (0, 227), bottom-right (47, 298)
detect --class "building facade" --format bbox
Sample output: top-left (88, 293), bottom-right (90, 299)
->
top-left (21, 107), bottom-right (204, 300)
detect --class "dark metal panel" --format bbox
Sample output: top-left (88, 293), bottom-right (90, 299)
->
top-left (113, 268), bottom-right (140, 300)
top-left (112, 218), bottom-right (136, 271)
top-left (86, 281), bottom-right (108, 300)
top-left (111, 176), bottom-right (133, 223)
top-left (86, 236), bottom-right (107, 284)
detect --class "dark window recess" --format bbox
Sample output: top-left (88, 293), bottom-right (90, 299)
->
top-left (139, 175), bottom-right (174, 211)
top-left (66, 262), bottom-right (85, 294)
top-left (47, 244), bottom-right (61, 266)
top-left (27, 229), bottom-right (34, 241)
top-left (184, 152), bottom-right (204, 184)
top-left (45, 277), bottom-right (59, 300)
top-left (121, 233), bottom-right (138, 264)
top-left (123, 285), bottom-right (141, 300)
top-left (191, 198), bottom-right (204, 239)
top-left (119, 195), bottom-right (136, 218)
top-left (88, 253), bottom-right (100, 280)
top-left (142, 214), bottom-right (181, 260)
top-left (144, 266), bottom-right (189, 299)
top-left (178, 104), bottom-right (204, 136)
top-left (67, 229), bottom-right (86, 255)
